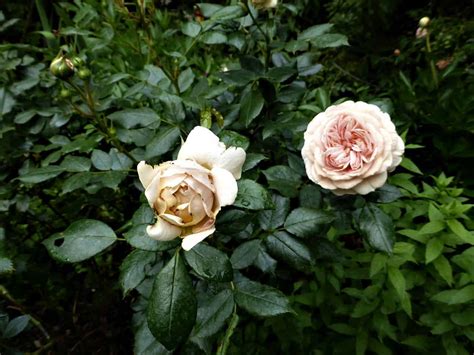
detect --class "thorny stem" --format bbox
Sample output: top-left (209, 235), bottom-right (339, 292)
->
top-left (217, 304), bottom-right (239, 355)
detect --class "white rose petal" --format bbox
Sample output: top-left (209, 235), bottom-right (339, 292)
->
top-left (181, 228), bottom-right (216, 251)
top-left (211, 167), bottom-right (238, 207)
top-left (147, 217), bottom-right (182, 241)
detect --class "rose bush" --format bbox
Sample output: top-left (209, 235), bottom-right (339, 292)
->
top-left (302, 101), bottom-right (404, 195)
top-left (137, 127), bottom-right (246, 251)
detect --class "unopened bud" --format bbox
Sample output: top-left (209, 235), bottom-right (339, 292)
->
top-left (78, 68), bottom-right (91, 80)
top-left (419, 17), bottom-right (430, 28)
top-left (50, 56), bottom-right (75, 79)
top-left (59, 88), bottom-right (71, 99)
top-left (71, 56), bottom-right (85, 67)
top-left (393, 49), bottom-right (401, 56)
top-left (252, 0), bottom-right (278, 9)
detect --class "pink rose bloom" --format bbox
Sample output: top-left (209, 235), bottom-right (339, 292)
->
top-left (301, 101), bottom-right (404, 195)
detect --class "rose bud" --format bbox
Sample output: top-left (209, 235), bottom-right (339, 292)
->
top-left (50, 56), bottom-right (75, 79)
top-left (419, 16), bottom-right (430, 28)
top-left (252, 0), bottom-right (278, 10)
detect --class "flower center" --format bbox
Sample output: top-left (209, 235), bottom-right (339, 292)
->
top-left (323, 114), bottom-right (375, 172)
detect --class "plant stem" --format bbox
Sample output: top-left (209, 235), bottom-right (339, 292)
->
top-left (216, 306), bottom-right (239, 355)
top-left (425, 30), bottom-right (439, 88)
top-left (246, 2), bottom-right (271, 68)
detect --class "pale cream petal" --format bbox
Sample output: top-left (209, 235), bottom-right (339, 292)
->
top-left (146, 217), bottom-right (181, 241)
top-left (144, 172), bottom-right (162, 208)
top-left (215, 147), bottom-right (246, 179)
top-left (211, 167), bottom-right (238, 207)
top-left (160, 213), bottom-right (185, 226)
top-left (177, 126), bottom-right (226, 169)
top-left (181, 227), bottom-right (216, 251)
top-left (137, 161), bottom-right (159, 189)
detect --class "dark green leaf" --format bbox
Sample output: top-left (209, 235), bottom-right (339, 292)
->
top-left (193, 289), bottom-right (234, 338)
top-left (234, 276), bottom-right (293, 317)
top-left (182, 22), bottom-right (201, 37)
top-left (91, 149), bottom-right (112, 171)
top-left (354, 204), bottom-right (395, 253)
top-left (184, 243), bottom-right (232, 282)
top-left (108, 108), bottom-right (159, 129)
top-left (43, 219), bottom-right (117, 263)
top-left (311, 33), bottom-right (349, 48)
top-left (145, 126), bottom-right (180, 160)
top-left (234, 179), bottom-right (273, 210)
top-left (147, 252), bottom-right (197, 350)
top-left (124, 225), bottom-right (180, 252)
top-left (284, 207), bottom-right (334, 238)
top-left (263, 166), bottom-right (302, 197)
top-left (240, 88), bottom-right (264, 127)
top-left (218, 69), bottom-right (258, 86)
top-left (60, 156), bottom-right (91, 172)
top-left (298, 23), bottom-right (334, 41)
top-left (265, 231), bottom-right (313, 272)
top-left (431, 285), bottom-right (474, 305)
top-left (18, 166), bottom-right (64, 183)
top-left (3, 315), bottom-right (29, 339)
top-left (230, 240), bottom-right (261, 269)
top-left (120, 250), bottom-right (156, 296)
top-left (258, 195), bottom-right (290, 231)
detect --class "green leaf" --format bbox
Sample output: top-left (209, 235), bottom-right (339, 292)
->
top-left (298, 23), bottom-right (334, 41)
top-left (120, 250), bottom-right (156, 296)
top-left (433, 255), bottom-right (453, 286)
top-left (446, 219), bottom-right (474, 244)
top-left (193, 289), bottom-right (234, 338)
top-left (311, 33), bottom-right (349, 48)
top-left (91, 149), bottom-right (112, 171)
top-left (242, 153), bottom-right (266, 172)
top-left (61, 172), bottom-right (91, 194)
top-left (3, 315), bottom-right (29, 338)
top-left (450, 309), bottom-right (474, 326)
top-left (107, 108), bottom-right (159, 129)
top-left (370, 254), bottom-right (387, 277)
top-left (354, 204), bottom-right (395, 253)
top-left (388, 266), bottom-right (406, 300)
top-left (299, 185), bottom-right (322, 209)
top-left (43, 219), bottom-right (117, 263)
top-left (240, 88), bottom-right (264, 127)
top-left (201, 31), bottom-right (227, 44)
top-left (419, 220), bottom-right (445, 235)
top-left (314, 87), bottom-right (330, 110)
top-left (230, 240), bottom-right (261, 269)
top-left (263, 166), bottom-right (302, 197)
top-left (124, 225), bottom-right (179, 252)
top-left (370, 184), bottom-right (402, 203)
top-left (425, 238), bottom-right (444, 264)
top-left (210, 5), bottom-right (244, 20)
top-left (431, 285), bottom-right (474, 305)
top-left (219, 130), bottom-right (249, 150)
top-left (234, 276), bottom-right (293, 317)
top-left (182, 22), bottom-right (201, 37)
top-left (254, 247), bottom-right (277, 274)
top-left (0, 257), bottom-right (14, 274)
top-left (147, 252), bottom-right (197, 350)
top-left (284, 207), bottom-right (334, 238)
top-left (184, 243), bottom-right (233, 282)
top-left (400, 157), bottom-right (423, 174)
top-left (234, 179), bottom-right (273, 210)
top-left (258, 194), bottom-right (290, 231)
top-left (218, 69), bottom-right (258, 86)
top-left (60, 156), bottom-right (91, 172)
top-left (178, 68), bottom-right (195, 93)
top-left (18, 166), bottom-right (64, 183)
top-left (356, 330), bottom-right (369, 355)
top-left (145, 126), bottom-right (181, 160)
top-left (265, 231), bottom-right (313, 272)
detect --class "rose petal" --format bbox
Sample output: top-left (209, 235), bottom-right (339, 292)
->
top-left (177, 126), bottom-right (225, 169)
top-left (215, 147), bottom-right (246, 179)
top-left (137, 161), bottom-right (159, 189)
top-left (146, 217), bottom-right (181, 241)
top-left (211, 167), bottom-right (238, 207)
top-left (144, 172), bottom-right (162, 208)
top-left (181, 227), bottom-right (216, 251)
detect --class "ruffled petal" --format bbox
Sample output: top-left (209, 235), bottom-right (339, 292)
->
top-left (211, 167), bottom-right (238, 207)
top-left (146, 217), bottom-right (181, 241)
top-left (181, 227), bottom-right (215, 251)
top-left (215, 147), bottom-right (246, 179)
top-left (177, 127), bottom-right (225, 169)
top-left (137, 161), bottom-right (159, 189)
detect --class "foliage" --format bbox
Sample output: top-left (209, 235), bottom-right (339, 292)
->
top-left (1, 0), bottom-right (473, 354)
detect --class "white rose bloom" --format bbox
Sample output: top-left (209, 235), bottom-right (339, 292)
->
top-left (301, 101), bottom-right (404, 196)
top-left (137, 126), bottom-right (246, 251)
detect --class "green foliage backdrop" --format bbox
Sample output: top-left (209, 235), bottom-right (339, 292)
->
top-left (1, 0), bottom-right (473, 354)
